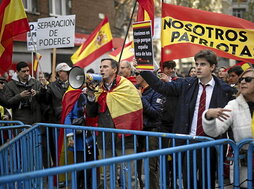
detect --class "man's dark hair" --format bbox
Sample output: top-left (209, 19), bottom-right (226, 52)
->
top-left (162, 60), bottom-right (176, 69)
top-left (194, 50), bottom-right (217, 66)
top-left (228, 66), bottom-right (244, 76)
top-left (16, 62), bottom-right (29, 72)
top-left (101, 58), bottom-right (119, 73)
top-left (43, 72), bottom-right (51, 81)
top-left (86, 68), bottom-right (95, 74)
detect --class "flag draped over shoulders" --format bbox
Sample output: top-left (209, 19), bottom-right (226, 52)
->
top-left (0, 0), bottom-right (29, 71)
top-left (96, 76), bottom-right (143, 133)
top-left (161, 3), bottom-right (254, 64)
top-left (58, 87), bottom-right (82, 160)
top-left (60, 88), bottom-right (83, 124)
top-left (71, 17), bottom-right (113, 68)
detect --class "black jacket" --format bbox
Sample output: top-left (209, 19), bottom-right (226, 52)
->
top-left (160, 78), bottom-right (182, 132)
top-left (0, 89), bottom-right (11, 108)
top-left (5, 77), bottom-right (42, 124)
top-left (40, 79), bottom-right (68, 123)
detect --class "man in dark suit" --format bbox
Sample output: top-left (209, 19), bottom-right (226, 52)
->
top-left (140, 49), bottom-right (236, 188)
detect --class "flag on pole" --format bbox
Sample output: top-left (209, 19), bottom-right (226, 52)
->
top-left (33, 52), bottom-right (42, 73)
top-left (0, 0), bottom-right (30, 71)
top-left (137, 0), bottom-right (154, 33)
top-left (161, 3), bottom-right (254, 64)
top-left (71, 17), bottom-right (113, 68)
top-left (109, 41), bottom-right (134, 62)
top-left (224, 62), bottom-right (253, 72)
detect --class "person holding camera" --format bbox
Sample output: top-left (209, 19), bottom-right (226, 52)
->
top-left (5, 61), bottom-right (42, 125)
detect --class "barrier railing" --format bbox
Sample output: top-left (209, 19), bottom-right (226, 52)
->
top-left (0, 122), bottom-right (253, 189)
top-left (0, 121), bottom-right (31, 145)
top-left (0, 139), bottom-right (231, 189)
top-left (235, 139), bottom-right (254, 188)
top-left (0, 122), bottom-right (214, 189)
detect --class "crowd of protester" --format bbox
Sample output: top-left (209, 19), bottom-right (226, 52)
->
top-left (0, 49), bottom-right (254, 188)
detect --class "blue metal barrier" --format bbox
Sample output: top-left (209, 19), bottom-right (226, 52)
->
top-left (236, 139), bottom-right (254, 188)
top-left (0, 139), bottom-right (232, 189)
top-left (0, 121), bottom-right (31, 145)
top-left (0, 122), bottom-right (252, 189)
top-left (0, 122), bottom-right (215, 189)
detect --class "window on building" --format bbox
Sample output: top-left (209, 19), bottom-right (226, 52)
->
top-left (233, 8), bottom-right (246, 18)
top-left (22, 0), bottom-right (39, 13)
top-left (49, 0), bottom-right (71, 16)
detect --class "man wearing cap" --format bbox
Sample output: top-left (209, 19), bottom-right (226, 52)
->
top-left (40, 62), bottom-right (72, 123)
top-left (39, 62), bottom-right (72, 174)
top-left (5, 61), bottom-right (42, 125)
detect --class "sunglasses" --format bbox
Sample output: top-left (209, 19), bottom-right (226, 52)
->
top-left (239, 77), bottom-right (254, 83)
top-left (0, 82), bottom-right (5, 84)
top-left (135, 72), bottom-right (140, 76)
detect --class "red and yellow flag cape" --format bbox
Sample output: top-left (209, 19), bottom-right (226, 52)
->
top-left (58, 88), bottom-right (82, 161)
top-left (96, 75), bottom-right (143, 133)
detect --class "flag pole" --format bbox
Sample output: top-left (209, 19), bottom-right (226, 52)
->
top-left (31, 51), bottom-right (34, 78)
top-left (28, 30), bottom-right (37, 78)
top-left (50, 48), bottom-right (57, 82)
top-left (118, 0), bottom-right (137, 63)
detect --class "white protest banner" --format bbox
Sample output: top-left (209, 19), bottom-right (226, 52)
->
top-left (27, 22), bottom-right (37, 51)
top-left (37, 15), bottom-right (75, 50)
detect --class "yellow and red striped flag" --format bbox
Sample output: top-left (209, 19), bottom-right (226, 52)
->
top-left (71, 17), bottom-right (113, 68)
top-left (95, 76), bottom-right (143, 135)
top-left (109, 41), bottom-right (134, 62)
top-left (33, 52), bottom-right (42, 73)
top-left (0, 0), bottom-right (30, 71)
top-left (225, 62), bottom-right (253, 72)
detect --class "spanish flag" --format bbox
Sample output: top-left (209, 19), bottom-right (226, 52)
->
top-left (71, 17), bottom-right (113, 68)
top-left (109, 41), bottom-right (134, 62)
top-left (95, 76), bottom-right (143, 135)
top-left (0, 0), bottom-right (29, 71)
top-left (137, 0), bottom-right (154, 33)
top-left (58, 87), bottom-right (82, 182)
top-left (225, 62), bottom-right (253, 72)
top-left (161, 3), bottom-right (254, 64)
top-left (58, 87), bottom-right (82, 158)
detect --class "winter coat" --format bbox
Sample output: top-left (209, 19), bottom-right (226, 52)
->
top-left (160, 78), bottom-right (182, 132)
top-left (40, 79), bottom-right (68, 123)
top-left (202, 94), bottom-right (253, 144)
top-left (5, 73), bottom-right (42, 124)
top-left (141, 86), bottom-right (163, 129)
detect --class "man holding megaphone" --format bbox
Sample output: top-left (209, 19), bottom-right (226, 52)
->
top-left (84, 58), bottom-right (143, 188)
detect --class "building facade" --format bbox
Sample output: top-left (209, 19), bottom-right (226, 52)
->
top-left (8, 0), bottom-right (125, 77)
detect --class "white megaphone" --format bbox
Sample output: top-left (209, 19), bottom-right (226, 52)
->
top-left (68, 66), bottom-right (102, 89)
